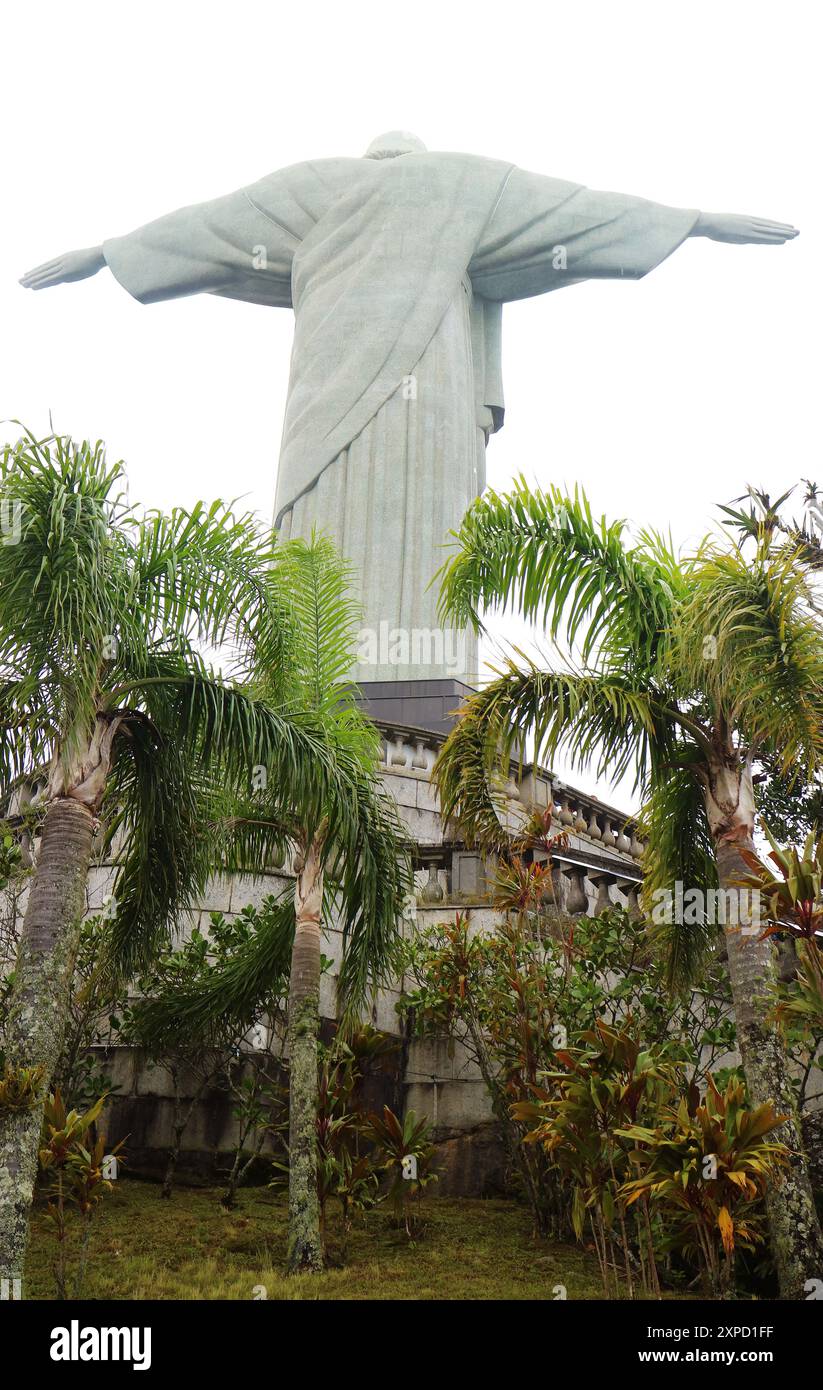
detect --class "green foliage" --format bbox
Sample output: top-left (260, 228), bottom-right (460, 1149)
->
top-left (365, 1106), bottom-right (438, 1239)
top-left (434, 479), bottom-right (823, 988)
top-left (399, 905), bottom-right (735, 1243)
top-left (754, 752), bottom-right (823, 842)
top-left (120, 913), bottom-right (283, 1200)
top-left (0, 827), bottom-right (24, 893)
top-left (0, 430), bottom-right (391, 981)
top-left (638, 765), bottom-right (718, 985)
top-left (719, 479), bottom-right (823, 572)
top-left (122, 910), bottom-right (285, 1055)
top-left (270, 1027), bottom-right (411, 1260)
top-left (0, 823), bottom-right (31, 1016)
top-left (0, 1050), bottom-right (46, 1113)
top-left (52, 916), bottom-right (128, 1111)
top-left (514, 1020), bottom-right (681, 1297)
top-left (38, 1088), bottom-right (125, 1298)
top-left (738, 824), bottom-right (823, 943)
top-left (200, 536), bottom-right (413, 1027)
top-left (510, 1023), bottom-right (788, 1298)
top-left (436, 477), bottom-right (684, 670)
top-left (618, 1075), bottom-right (788, 1295)
top-left (313, 1030), bottom-right (392, 1252)
top-left (736, 826), bottom-right (823, 1109)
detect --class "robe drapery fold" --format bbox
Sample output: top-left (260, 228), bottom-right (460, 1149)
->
top-left (102, 151), bottom-right (698, 680)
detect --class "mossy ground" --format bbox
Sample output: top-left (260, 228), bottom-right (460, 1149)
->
top-left (25, 1177), bottom-right (630, 1300)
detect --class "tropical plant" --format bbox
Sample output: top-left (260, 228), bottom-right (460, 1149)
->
top-left (619, 1075), bottom-right (788, 1297)
top-left (366, 1105), bottom-right (438, 1239)
top-left (51, 917), bottom-right (128, 1112)
top-left (753, 752), bottom-right (823, 843)
top-left (720, 479), bottom-right (823, 577)
top-left (0, 430), bottom-right (369, 1286)
top-left (269, 1026), bottom-right (397, 1260)
top-left (313, 1029), bottom-right (393, 1256)
top-left (433, 477), bottom-right (823, 1296)
top-left (513, 1020), bottom-right (683, 1297)
top-left (399, 901), bottom-right (732, 1244)
top-left (738, 825), bottom-right (823, 954)
top-left (38, 1089), bottom-right (125, 1298)
top-left (119, 536), bottom-right (413, 1272)
top-left (120, 914), bottom-right (278, 1200)
top-left (723, 484), bottom-right (823, 840)
top-left (233, 538), bottom-right (412, 1272)
top-left (0, 1053), bottom-right (45, 1114)
top-left (220, 1061), bottom-right (286, 1212)
top-left (0, 824), bottom-right (28, 970)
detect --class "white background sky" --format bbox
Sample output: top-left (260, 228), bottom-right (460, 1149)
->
top-left (1, 0), bottom-right (818, 810)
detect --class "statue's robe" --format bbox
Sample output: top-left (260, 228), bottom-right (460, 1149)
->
top-left (103, 154), bottom-right (697, 681)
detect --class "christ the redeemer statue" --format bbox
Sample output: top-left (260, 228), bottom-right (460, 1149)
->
top-left (21, 132), bottom-right (797, 683)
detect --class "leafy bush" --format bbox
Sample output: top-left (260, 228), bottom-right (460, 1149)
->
top-left (38, 1090), bottom-right (125, 1298)
top-left (399, 905), bottom-right (734, 1238)
top-left (619, 1075), bottom-right (788, 1296)
top-left (366, 1106), bottom-right (438, 1239)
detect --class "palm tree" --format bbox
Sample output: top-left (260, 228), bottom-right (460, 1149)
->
top-left (0, 432), bottom-right (366, 1288)
top-left (126, 535), bottom-right (413, 1273)
top-left (433, 478), bottom-right (823, 1298)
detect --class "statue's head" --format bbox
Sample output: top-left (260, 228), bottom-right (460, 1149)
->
top-left (363, 130), bottom-right (427, 160)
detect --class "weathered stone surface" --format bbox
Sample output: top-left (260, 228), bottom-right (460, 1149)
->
top-left (85, 864), bottom-right (117, 913)
top-left (397, 804), bottom-right (441, 845)
top-left (228, 872), bottom-right (288, 914)
top-left (193, 875), bottom-right (233, 914)
top-left (431, 1123), bottom-right (507, 1198)
top-left (380, 772), bottom-right (417, 808)
top-left (371, 988), bottom-right (403, 1037)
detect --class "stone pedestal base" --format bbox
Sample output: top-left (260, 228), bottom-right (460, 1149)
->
top-left (356, 678), bottom-right (475, 737)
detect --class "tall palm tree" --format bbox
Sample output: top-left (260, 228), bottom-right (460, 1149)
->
top-left (0, 432), bottom-right (364, 1288)
top-left (127, 535), bottom-right (413, 1273)
top-left (434, 479), bottom-right (823, 1298)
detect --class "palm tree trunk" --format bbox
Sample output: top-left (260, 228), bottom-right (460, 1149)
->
top-left (703, 754), bottom-right (823, 1298)
top-left (0, 796), bottom-right (95, 1289)
top-left (286, 828), bottom-right (325, 1274)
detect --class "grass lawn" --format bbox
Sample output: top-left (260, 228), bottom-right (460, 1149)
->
top-left (26, 1177), bottom-right (624, 1300)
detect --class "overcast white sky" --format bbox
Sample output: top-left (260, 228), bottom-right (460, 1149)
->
top-left (1, 0), bottom-right (818, 810)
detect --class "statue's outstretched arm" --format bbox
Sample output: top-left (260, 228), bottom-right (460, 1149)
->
top-left (20, 246), bottom-right (105, 290)
top-left (471, 167), bottom-right (799, 304)
top-left (19, 176), bottom-right (299, 307)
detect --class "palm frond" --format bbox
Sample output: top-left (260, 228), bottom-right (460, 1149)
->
top-left (638, 762), bottom-right (720, 988)
top-left (0, 432), bottom-right (131, 761)
top-left (436, 478), bottom-right (683, 668)
top-left (99, 711), bottom-right (211, 974)
top-left (127, 892), bottom-right (296, 1047)
top-left (669, 541), bottom-right (823, 771)
top-left (130, 499), bottom-right (278, 657)
top-left (436, 660), bottom-right (668, 846)
top-left (265, 533), bottom-right (363, 715)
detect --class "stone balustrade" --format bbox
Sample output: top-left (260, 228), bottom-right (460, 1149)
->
top-left (375, 719), bottom-right (646, 874)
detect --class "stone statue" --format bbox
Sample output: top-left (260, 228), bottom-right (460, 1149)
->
top-left (21, 132), bottom-right (797, 682)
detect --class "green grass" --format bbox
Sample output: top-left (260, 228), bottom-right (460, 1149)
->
top-left (26, 1178), bottom-right (619, 1300)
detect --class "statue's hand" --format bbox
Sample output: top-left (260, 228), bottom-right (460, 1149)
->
top-left (19, 246), bottom-right (106, 290)
top-left (693, 212), bottom-right (798, 245)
